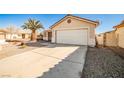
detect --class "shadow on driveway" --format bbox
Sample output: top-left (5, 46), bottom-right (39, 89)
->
top-left (25, 40), bottom-right (50, 47)
top-left (38, 46), bottom-right (87, 78)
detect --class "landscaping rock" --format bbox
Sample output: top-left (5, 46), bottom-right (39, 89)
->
top-left (82, 47), bottom-right (124, 78)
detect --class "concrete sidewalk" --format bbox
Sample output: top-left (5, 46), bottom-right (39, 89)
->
top-left (0, 44), bottom-right (87, 78)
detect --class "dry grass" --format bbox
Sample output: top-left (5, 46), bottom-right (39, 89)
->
top-left (0, 43), bottom-right (36, 60)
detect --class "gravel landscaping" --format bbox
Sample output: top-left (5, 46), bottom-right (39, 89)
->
top-left (109, 47), bottom-right (124, 59)
top-left (82, 47), bottom-right (124, 78)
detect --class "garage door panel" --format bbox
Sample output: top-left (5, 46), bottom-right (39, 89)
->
top-left (56, 30), bottom-right (88, 45)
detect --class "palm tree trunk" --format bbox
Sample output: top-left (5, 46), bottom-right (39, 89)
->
top-left (31, 30), bottom-right (37, 41)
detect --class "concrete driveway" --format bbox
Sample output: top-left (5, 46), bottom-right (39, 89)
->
top-left (0, 44), bottom-right (87, 78)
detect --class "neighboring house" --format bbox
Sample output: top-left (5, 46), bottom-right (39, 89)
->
top-left (49, 14), bottom-right (99, 46)
top-left (0, 29), bottom-right (6, 44)
top-left (0, 30), bottom-right (5, 40)
top-left (96, 20), bottom-right (124, 48)
top-left (96, 31), bottom-right (117, 47)
top-left (4, 26), bottom-right (31, 40)
top-left (17, 30), bottom-right (31, 40)
top-left (0, 27), bottom-right (31, 40)
top-left (5, 26), bottom-right (20, 40)
top-left (5, 33), bottom-right (20, 40)
top-left (43, 29), bottom-right (52, 41)
top-left (5, 31), bottom-right (31, 40)
top-left (104, 31), bottom-right (117, 46)
top-left (5, 27), bottom-right (31, 40)
top-left (96, 33), bottom-right (104, 46)
top-left (114, 20), bottom-right (124, 48)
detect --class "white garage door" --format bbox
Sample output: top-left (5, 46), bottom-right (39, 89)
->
top-left (56, 30), bottom-right (88, 45)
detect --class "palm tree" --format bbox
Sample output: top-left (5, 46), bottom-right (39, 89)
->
top-left (21, 18), bottom-right (44, 41)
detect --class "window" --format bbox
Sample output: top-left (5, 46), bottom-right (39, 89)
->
top-left (67, 19), bottom-right (71, 24)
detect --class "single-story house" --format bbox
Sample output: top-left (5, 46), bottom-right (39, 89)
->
top-left (114, 20), bottom-right (124, 48)
top-left (1, 28), bottom-right (31, 40)
top-left (0, 27), bottom-right (31, 41)
top-left (17, 30), bottom-right (31, 39)
top-left (45, 14), bottom-right (99, 47)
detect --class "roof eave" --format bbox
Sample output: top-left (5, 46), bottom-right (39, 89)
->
top-left (49, 15), bottom-right (99, 29)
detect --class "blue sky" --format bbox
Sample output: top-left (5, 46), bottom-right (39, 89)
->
top-left (0, 14), bottom-right (124, 33)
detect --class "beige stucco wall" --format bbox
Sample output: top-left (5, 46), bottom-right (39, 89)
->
top-left (6, 34), bottom-right (20, 40)
top-left (105, 31), bottom-right (117, 46)
top-left (0, 33), bottom-right (6, 45)
top-left (51, 17), bottom-right (97, 46)
top-left (0, 34), bottom-right (5, 39)
top-left (0, 45), bottom-right (2, 51)
top-left (96, 34), bottom-right (104, 45)
top-left (24, 34), bottom-right (30, 39)
top-left (5, 34), bottom-right (30, 40)
top-left (115, 27), bottom-right (124, 48)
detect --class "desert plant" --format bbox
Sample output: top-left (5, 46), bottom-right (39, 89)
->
top-left (21, 18), bottom-right (44, 41)
top-left (19, 44), bottom-right (27, 49)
